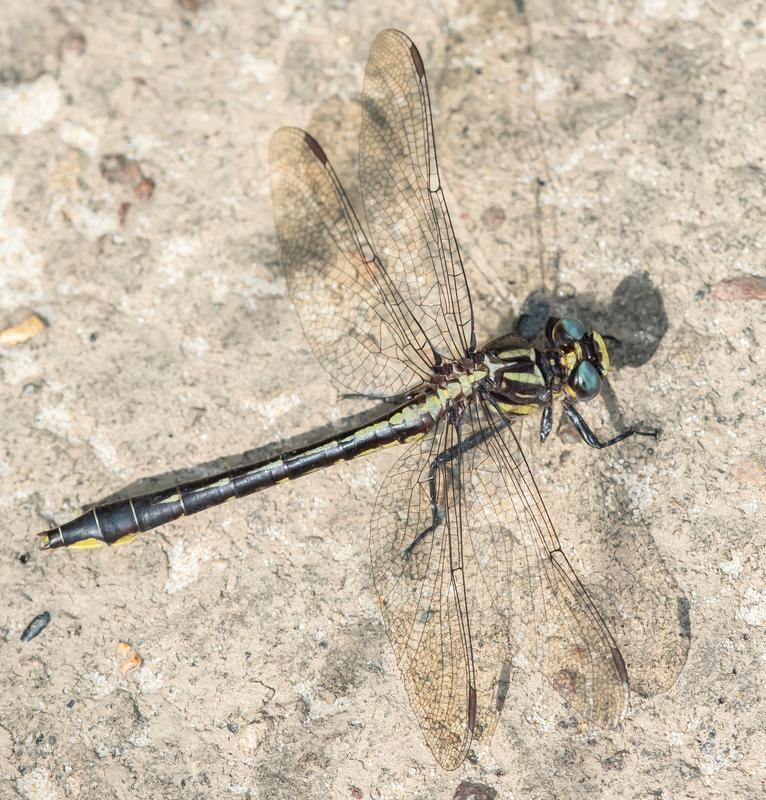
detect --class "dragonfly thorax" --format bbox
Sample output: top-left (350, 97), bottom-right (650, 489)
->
top-left (429, 356), bottom-right (490, 409)
top-left (479, 317), bottom-right (612, 418)
top-left (483, 345), bottom-right (547, 416)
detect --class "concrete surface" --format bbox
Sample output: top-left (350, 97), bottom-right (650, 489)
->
top-left (2, 1), bottom-right (764, 798)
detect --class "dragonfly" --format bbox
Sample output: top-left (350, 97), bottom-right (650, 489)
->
top-left (39, 29), bottom-right (660, 769)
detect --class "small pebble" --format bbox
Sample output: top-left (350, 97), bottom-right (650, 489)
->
top-left (116, 641), bottom-right (143, 674)
top-left (453, 781), bottom-right (497, 800)
top-left (21, 611), bottom-right (51, 642)
top-left (480, 205), bottom-right (506, 229)
top-left (0, 314), bottom-right (46, 347)
top-left (59, 31), bottom-right (87, 56)
top-left (99, 154), bottom-right (155, 201)
top-left (713, 276), bottom-right (766, 301)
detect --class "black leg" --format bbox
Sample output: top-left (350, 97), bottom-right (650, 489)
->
top-left (539, 402), bottom-right (553, 443)
top-left (403, 426), bottom-right (490, 560)
top-left (339, 388), bottom-right (420, 403)
top-left (562, 399), bottom-right (658, 450)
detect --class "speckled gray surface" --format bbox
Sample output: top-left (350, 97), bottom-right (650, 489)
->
top-left (2, 1), bottom-right (765, 798)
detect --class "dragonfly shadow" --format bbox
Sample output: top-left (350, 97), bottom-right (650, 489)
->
top-left (95, 95), bottom-right (377, 509)
top-left (586, 523), bottom-right (691, 699)
top-left (91, 401), bottom-right (397, 507)
top-left (97, 100), bottom-right (374, 506)
top-left (511, 270), bottom-right (668, 368)
top-left (306, 95), bottom-right (365, 217)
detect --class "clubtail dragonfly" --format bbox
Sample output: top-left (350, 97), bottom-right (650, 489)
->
top-left (39, 29), bottom-right (659, 769)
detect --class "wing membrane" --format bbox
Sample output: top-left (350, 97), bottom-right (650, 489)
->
top-left (370, 421), bottom-right (510, 769)
top-left (461, 399), bottom-right (629, 728)
top-left (370, 396), bottom-right (629, 768)
top-left (269, 127), bottom-right (437, 396)
top-left (360, 29), bottom-right (475, 362)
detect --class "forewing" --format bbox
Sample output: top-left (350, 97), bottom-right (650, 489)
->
top-left (461, 399), bottom-right (629, 729)
top-left (370, 421), bottom-right (510, 769)
top-left (269, 127), bottom-right (435, 396)
top-left (360, 29), bottom-right (475, 362)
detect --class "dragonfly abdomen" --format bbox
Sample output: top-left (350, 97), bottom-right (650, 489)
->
top-left (39, 405), bottom-right (436, 550)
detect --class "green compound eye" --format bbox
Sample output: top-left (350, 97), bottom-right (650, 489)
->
top-left (569, 360), bottom-right (602, 401)
top-left (553, 317), bottom-right (586, 346)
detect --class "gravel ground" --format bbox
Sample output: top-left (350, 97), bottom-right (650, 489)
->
top-left (2, 1), bottom-right (764, 798)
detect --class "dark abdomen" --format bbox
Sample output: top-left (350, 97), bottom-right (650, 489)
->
top-left (40, 405), bottom-right (435, 550)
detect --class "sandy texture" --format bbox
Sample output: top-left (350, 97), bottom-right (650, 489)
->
top-left (2, 1), bottom-right (764, 798)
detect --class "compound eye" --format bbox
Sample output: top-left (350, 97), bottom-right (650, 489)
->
top-left (569, 360), bottom-right (602, 401)
top-left (552, 317), bottom-right (586, 346)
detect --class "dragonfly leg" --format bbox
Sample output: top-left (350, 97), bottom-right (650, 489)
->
top-left (403, 427), bottom-right (489, 559)
top-left (539, 401), bottom-right (553, 443)
top-left (340, 386), bottom-right (423, 404)
top-left (403, 456), bottom-right (445, 560)
top-left (561, 399), bottom-right (659, 449)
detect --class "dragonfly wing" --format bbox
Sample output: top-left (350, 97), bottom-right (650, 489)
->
top-left (370, 421), bottom-right (510, 769)
top-left (460, 398), bottom-right (630, 728)
top-left (361, 29), bottom-right (475, 362)
top-left (269, 127), bottom-right (437, 397)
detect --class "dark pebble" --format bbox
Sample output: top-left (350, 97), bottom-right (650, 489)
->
top-left (21, 611), bottom-right (51, 642)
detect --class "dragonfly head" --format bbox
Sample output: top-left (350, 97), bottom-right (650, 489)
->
top-left (545, 317), bottom-right (610, 402)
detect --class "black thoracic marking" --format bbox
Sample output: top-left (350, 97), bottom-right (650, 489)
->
top-left (501, 359), bottom-right (537, 374)
top-left (499, 377), bottom-right (542, 396)
top-left (485, 332), bottom-right (532, 351)
top-left (536, 350), bottom-right (556, 384)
